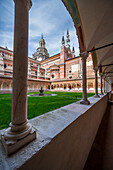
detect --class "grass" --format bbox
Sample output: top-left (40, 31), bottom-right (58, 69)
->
top-left (0, 91), bottom-right (94, 130)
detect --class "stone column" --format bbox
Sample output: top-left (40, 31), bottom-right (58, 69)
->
top-left (94, 67), bottom-right (100, 97)
top-left (1, 82), bottom-right (3, 90)
top-left (1, 0), bottom-right (36, 156)
top-left (80, 51), bottom-right (90, 105)
top-left (103, 77), bottom-right (105, 93)
top-left (100, 73), bottom-right (104, 95)
top-left (63, 84), bottom-right (64, 90)
top-left (104, 78), bottom-right (107, 93)
top-left (9, 82), bottom-right (12, 90)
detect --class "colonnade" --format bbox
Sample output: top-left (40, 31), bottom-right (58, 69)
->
top-left (0, 0), bottom-right (110, 156)
top-left (0, 81), bottom-right (12, 90)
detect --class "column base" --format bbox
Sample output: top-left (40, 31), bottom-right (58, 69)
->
top-left (94, 95), bottom-right (100, 98)
top-left (100, 92), bottom-right (104, 95)
top-left (1, 128), bottom-right (36, 156)
top-left (80, 99), bottom-right (90, 105)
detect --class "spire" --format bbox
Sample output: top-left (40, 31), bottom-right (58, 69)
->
top-left (66, 29), bottom-right (70, 48)
top-left (39, 34), bottom-right (45, 48)
top-left (72, 45), bottom-right (75, 57)
top-left (62, 35), bottom-right (65, 46)
top-left (67, 29), bottom-right (69, 36)
top-left (41, 33), bottom-right (43, 39)
top-left (72, 45), bottom-right (75, 53)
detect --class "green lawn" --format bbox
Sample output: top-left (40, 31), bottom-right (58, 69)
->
top-left (0, 91), bottom-right (94, 130)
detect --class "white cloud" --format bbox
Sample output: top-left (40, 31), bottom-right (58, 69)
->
top-left (0, 31), bottom-right (14, 50)
top-left (0, 0), bottom-right (79, 58)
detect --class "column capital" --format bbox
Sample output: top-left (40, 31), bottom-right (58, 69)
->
top-left (93, 67), bottom-right (98, 71)
top-left (14, 0), bottom-right (32, 9)
top-left (80, 51), bottom-right (88, 59)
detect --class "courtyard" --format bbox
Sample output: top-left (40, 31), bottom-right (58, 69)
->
top-left (0, 91), bottom-right (94, 130)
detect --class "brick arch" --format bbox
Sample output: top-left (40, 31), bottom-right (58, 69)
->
top-left (72, 83), bottom-right (76, 88)
top-left (57, 84), bottom-right (59, 88)
top-left (60, 84), bottom-right (63, 88)
top-left (77, 83), bottom-right (81, 89)
top-left (34, 83), bottom-right (37, 89)
top-left (68, 84), bottom-right (72, 90)
top-left (88, 82), bottom-right (93, 89)
top-left (51, 85), bottom-right (54, 90)
top-left (48, 85), bottom-right (50, 90)
top-left (64, 84), bottom-right (67, 89)
top-left (3, 81), bottom-right (9, 89)
top-left (53, 84), bottom-right (56, 90)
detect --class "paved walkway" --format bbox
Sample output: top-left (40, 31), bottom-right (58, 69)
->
top-left (84, 97), bottom-right (113, 170)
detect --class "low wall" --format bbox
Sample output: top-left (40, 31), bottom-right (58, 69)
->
top-left (0, 94), bottom-right (107, 170)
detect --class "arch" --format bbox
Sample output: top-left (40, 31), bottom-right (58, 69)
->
top-left (29, 83), bottom-right (33, 89)
top-left (48, 85), bottom-right (50, 90)
top-left (68, 84), bottom-right (72, 90)
top-left (54, 84), bottom-right (56, 89)
top-left (51, 85), bottom-right (54, 90)
top-left (3, 82), bottom-right (9, 89)
top-left (46, 85), bottom-right (48, 90)
top-left (57, 84), bottom-right (59, 88)
top-left (34, 84), bottom-right (37, 89)
top-left (64, 84), bottom-right (67, 89)
top-left (72, 83), bottom-right (76, 89)
top-left (88, 82), bottom-right (93, 89)
top-left (77, 83), bottom-right (81, 89)
top-left (59, 84), bottom-right (63, 90)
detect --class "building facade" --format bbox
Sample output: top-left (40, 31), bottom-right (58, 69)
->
top-left (0, 31), bottom-right (100, 93)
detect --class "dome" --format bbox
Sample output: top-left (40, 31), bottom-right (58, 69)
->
top-left (32, 34), bottom-right (49, 61)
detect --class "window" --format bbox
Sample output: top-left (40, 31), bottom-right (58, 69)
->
top-left (52, 74), bottom-right (54, 78)
top-left (69, 70), bottom-right (71, 73)
top-left (4, 64), bottom-right (6, 68)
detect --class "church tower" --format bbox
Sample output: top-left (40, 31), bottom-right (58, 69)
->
top-left (66, 29), bottom-right (70, 49)
top-left (72, 45), bottom-right (75, 57)
top-left (60, 35), bottom-right (67, 79)
top-left (33, 34), bottom-right (49, 61)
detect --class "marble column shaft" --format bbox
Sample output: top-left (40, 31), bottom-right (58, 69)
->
top-left (103, 77), bottom-right (106, 93)
top-left (80, 51), bottom-right (90, 105)
top-left (1, 83), bottom-right (3, 90)
top-left (100, 74), bottom-right (104, 95)
top-left (12, 0), bottom-right (29, 127)
top-left (94, 67), bottom-right (99, 97)
top-left (1, 0), bottom-right (36, 156)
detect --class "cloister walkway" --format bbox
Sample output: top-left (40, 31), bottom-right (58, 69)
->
top-left (84, 94), bottom-right (113, 170)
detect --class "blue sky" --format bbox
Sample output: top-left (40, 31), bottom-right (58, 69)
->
top-left (0, 0), bottom-right (79, 57)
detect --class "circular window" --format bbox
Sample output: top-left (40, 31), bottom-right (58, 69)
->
top-left (52, 74), bottom-right (54, 78)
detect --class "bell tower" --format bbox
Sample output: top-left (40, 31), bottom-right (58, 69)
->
top-left (66, 29), bottom-right (70, 49)
top-left (60, 35), bottom-right (67, 78)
